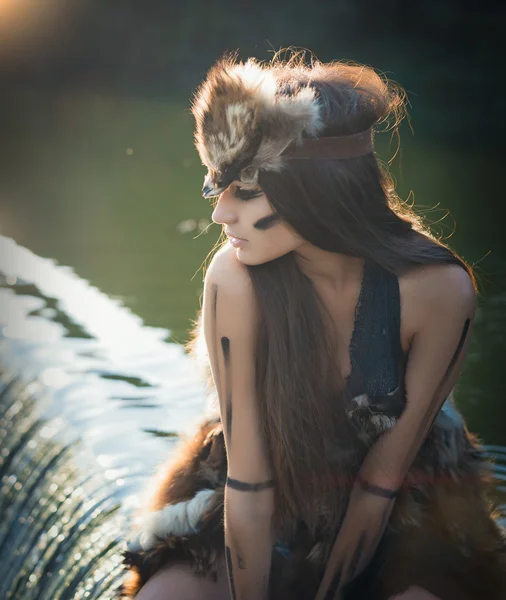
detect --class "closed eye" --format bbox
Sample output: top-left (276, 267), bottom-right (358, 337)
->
top-left (234, 186), bottom-right (263, 201)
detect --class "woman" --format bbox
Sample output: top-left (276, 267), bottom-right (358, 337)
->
top-left (119, 52), bottom-right (506, 600)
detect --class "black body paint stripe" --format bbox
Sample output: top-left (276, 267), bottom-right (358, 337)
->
top-left (221, 336), bottom-right (232, 448)
top-left (226, 477), bottom-right (275, 491)
top-left (345, 530), bottom-right (368, 581)
top-left (367, 508), bottom-right (392, 562)
top-left (449, 318), bottom-right (471, 372)
top-left (225, 545), bottom-right (237, 600)
top-left (356, 475), bottom-right (398, 499)
top-left (253, 213), bottom-right (280, 230)
top-left (383, 506), bottom-right (391, 525)
top-left (323, 562), bottom-right (344, 600)
top-left (210, 285), bottom-right (223, 403)
top-left (405, 318), bottom-right (471, 465)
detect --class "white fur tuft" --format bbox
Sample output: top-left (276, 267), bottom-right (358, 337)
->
top-left (278, 85), bottom-right (323, 137)
top-left (192, 57), bottom-right (324, 192)
top-left (126, 489), bottom-right (217, 552)
top-left (234, 60), bottom-right (277, 101)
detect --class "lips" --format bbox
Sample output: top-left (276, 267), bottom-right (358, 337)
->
top-left (225, 231), bottom-right (248, 248)
top-left (225, 231), bottom-right (247, 241)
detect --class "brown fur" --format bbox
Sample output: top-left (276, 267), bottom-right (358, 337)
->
top-left (119, 51), bottom-right (504, 599)
top-left (190, 51), bottom-right (481, 545)
top-left (119, 418), bottom-right (227, 598)
top-left (192, 54), bottom-right (325, 195)
top-left (147, 418), bottom-right (226, 511)
top-left (118, 418), bottom-right (506, 600)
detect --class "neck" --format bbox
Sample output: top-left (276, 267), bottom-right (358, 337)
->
top-left (294, 243), bottom-right (364, 290)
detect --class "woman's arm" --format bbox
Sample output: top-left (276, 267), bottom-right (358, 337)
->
top-left (314, 264), bottom-right (477, 600)
top-left (203, 245), bottom-right (276, 600)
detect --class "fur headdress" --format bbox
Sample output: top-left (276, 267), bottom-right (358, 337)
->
top-left (191, 57), bottom-right (372, 197)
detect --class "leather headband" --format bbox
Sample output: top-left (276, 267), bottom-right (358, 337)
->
top-left (282, 128), bottom-right (373, 160)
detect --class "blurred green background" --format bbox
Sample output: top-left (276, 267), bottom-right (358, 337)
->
top-left (0, 1), bottom-right (504, 442)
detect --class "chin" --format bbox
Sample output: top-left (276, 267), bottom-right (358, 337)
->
top-left (234, 246), bottom-right (290, 266)
top-left (233, 247), bottom-right (262, 266)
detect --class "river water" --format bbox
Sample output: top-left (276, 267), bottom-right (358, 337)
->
top-left (0, 236), bottom-right (215, 598)
top-left (0, 91), bottom-right (505, 598)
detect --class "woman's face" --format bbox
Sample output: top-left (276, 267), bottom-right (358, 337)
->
top-left (211, 181), bottom-right (305, 265)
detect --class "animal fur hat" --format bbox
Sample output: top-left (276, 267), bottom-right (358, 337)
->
top-left (192, 57), bottom-right (373, 198)
top-left (191, 57), bottom-right (324, 197)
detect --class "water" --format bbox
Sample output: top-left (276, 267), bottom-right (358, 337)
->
top-left (2, 89), bottom-right (503, 345)
top-left (0, 91), bottom-right (505, 597)
top-left (0, 236), bottom-right (504, 599)
top-left (1, 90), bottom-right (505, 442)
top-left (0, 236), bottom-right (214, 598)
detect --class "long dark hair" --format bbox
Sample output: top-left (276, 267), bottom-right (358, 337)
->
top-left (188, 53), bottom-right (477, 540)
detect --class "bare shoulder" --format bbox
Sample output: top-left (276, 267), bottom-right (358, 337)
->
top-left (205, 244), bottom-right (254, 298)
top-left (401, 263), bottom-right (475, 303)
top-left (203, 244), bottom-right (259, 334)
top-left (398, 263), bottom-right (476, 349)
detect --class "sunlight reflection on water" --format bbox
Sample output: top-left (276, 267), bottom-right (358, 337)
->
top-left (0, 235), bottom-right (214, 598)
top-left (0, 235), bottom-right (504, 598)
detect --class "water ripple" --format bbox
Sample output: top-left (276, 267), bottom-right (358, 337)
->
top-left (0, 236), bottom-right (213, 598)
top-left (0, 235), bottom-right (504, 598)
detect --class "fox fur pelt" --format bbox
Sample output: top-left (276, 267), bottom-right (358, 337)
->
top-left (192, 57), bottom-right (325, 197)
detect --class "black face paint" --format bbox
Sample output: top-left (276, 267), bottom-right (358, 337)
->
top-left (253, 213), bottom-right (280, 230)
top-left (221, 336), bottom-right (233, 449)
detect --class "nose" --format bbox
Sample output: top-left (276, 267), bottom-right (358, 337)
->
top-left (211, 189), bottom-right (238, 226)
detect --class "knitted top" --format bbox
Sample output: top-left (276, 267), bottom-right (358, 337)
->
top-left (344, 260), bottom-right (409, 427)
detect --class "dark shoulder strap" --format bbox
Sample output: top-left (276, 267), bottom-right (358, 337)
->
top-left (349, 261), bottom-right (403, 396)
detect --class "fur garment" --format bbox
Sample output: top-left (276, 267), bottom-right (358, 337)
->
top-left (118, 416), bottom-right (506, 600)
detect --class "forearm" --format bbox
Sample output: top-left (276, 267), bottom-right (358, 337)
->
top-left (224, 488), bottom-right (276, 600)
top-left (203, 267), bottom-right (279, 598)
top-left (314, 477), bottom-right (396, 600)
